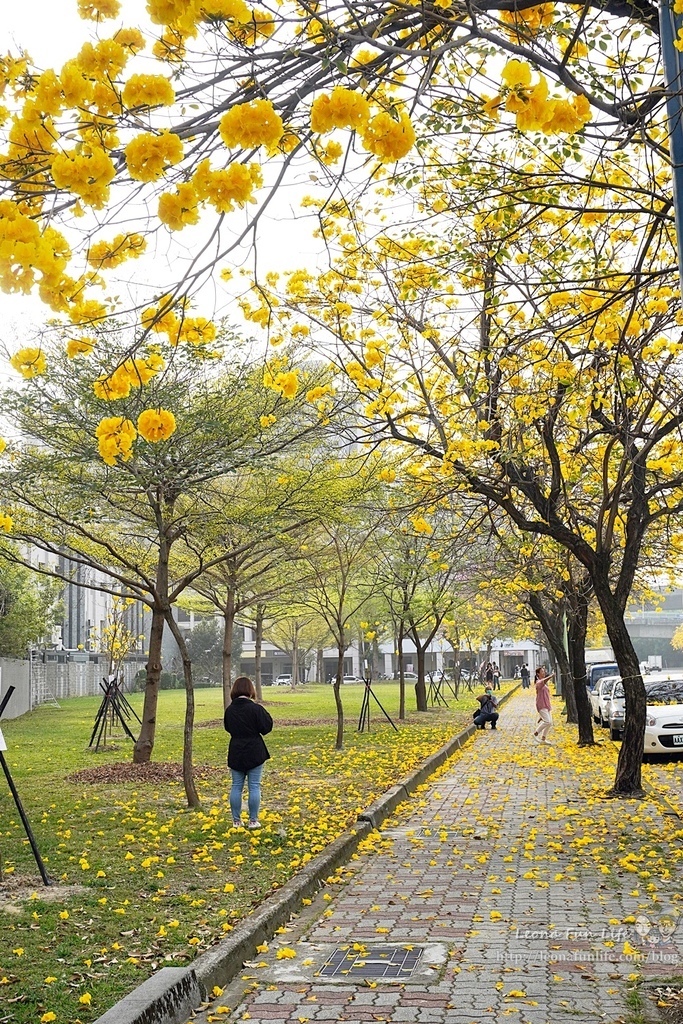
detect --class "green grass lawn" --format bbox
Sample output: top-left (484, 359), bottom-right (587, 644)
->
top-left (0, 681), bottom-right (490, 1023)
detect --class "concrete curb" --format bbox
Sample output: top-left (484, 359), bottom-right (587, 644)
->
top-left (94, 684), bottom-right (520, 1024)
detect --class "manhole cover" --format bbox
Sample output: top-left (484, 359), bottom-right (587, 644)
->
top-left (319, 945), bottom-right (424, 979)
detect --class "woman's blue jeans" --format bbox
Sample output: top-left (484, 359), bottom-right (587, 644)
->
top-left (230, 764), bottom-right (264, 821)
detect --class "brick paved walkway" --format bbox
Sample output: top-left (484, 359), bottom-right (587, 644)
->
top-left (190, 692), bottom-right (683, 1024)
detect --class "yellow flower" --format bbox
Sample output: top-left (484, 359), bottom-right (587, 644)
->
top-left (51, 147), bottom-right (116, 209)
top-left (122, 74), bottom-right (175, 109)
top-left (77, 0), bottom-right (120, 17)
top-left (10, 347), bottom-right (46, 378)
top-left (197, 0), bottom-right (251, 21)
top-left (310, 87), bottom-right (371, 133)
top-left (193, 159), bottom-right (262, 212)
top-left (137, 408), bottom-right (177, 442)
top-left (125, 130), bottom-right (184, 182)
top-left (88, 233), bottom-right (146, 269)
top-left (276, 947), bottom-right (297, 959)
top-left (59, 910), bottom-right (69, 920)
top-left (0, 513), bottom-right (13, 532)
top-left (95, 416), bottom-right (137, 465)
top-left (66, 337), bottom-right (96, 358)
top-left (40, 1014), bottom-right (56, 1023)
top-left (219, 99), bottom-right (284, 151)
top-left (501, 59), bottom-right (532, 88)
top-left (158, 183), bottom-right (200, 230)
top-left (79, 993), bottom-right (92, 1005)
top-left (361, 111), bottom-right (415, 161)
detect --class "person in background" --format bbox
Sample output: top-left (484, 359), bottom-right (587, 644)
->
top-left (474, 686), bottom-right (500, 730)
top-left (534, 666), bottom-right (554, 744)
top-left (223, 676), bottom-right (273, 829)
top-left (485, 662), bottom-right (494, 686)
top-left (492, 663), bottom-right (501, 690)
top-left (520, 664), bottom-right (531, 689)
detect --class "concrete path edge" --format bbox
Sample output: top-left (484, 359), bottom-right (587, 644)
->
top-left (93, 683), bottom-right (520, 1024)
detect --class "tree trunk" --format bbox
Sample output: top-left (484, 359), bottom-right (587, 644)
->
top-left (292, 627), bottom-right (299, 690)
top-left (164, 610), bottom-right (200, 809)
top-left (567, 583), bottom-right (595, 746)
top-left (254, 603), bottom-right (264, 702)
top-left (316, 647), bottom-right (324, 684)
top-left (414, 642), bottom-right (427, 712)
top-left (222, 588), bottom-right (235, 710)
top-left (133, 602), bottom-right (164, 764)
top-left (592, 572), bottom-right (646, 795)
top-left (333, 643), bottom-right (345, 750)
top-left (397, 631), bottom-right (406, 721)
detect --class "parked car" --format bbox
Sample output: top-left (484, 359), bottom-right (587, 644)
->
top-left (590, 676), bottom-right (620, 725)
top-left (587, 662), bottom-right (619, 692)
top-left (593, 675), bottom-right (621, 728)
top-left (342, 674), bottom-right (365, 684)
top-left (607, 675), bottom-right (683, 746)
top-left (273, 674), bottom-right (292, 686)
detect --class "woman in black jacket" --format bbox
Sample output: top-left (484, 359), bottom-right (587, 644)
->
top-left (223, 676), bottom-right (273, 829)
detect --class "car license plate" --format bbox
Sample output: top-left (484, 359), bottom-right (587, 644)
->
top-left (674, 735), bottom-right (683, 746)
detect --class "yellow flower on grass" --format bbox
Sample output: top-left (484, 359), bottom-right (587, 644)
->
top-left (59, 910), bottom-right (69, 920)
top-left (79, 992), bottom-right (92, 1005)
top-left (122, 74), bottom-right (175, 109)
top-left (361, 111), bottom-right (415, 161)
top-left (219, 99), bottom-right (284, 151)
top-left (137, 408), bottom-right (176, 442)
top-left (125, 130), bottom-right (183, 181)
top-left (40, 1014), bottom-right (56, 1023)
top-left (95, 416), bottom-right (137, 465)
top-left (10, 347), bottom-right (46, 378)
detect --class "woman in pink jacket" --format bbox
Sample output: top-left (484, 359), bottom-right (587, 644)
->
top-left (534, 667), bottom-right (554, 745)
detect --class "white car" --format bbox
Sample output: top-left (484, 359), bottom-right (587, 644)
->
top-left (590, 676), bottom-right (620, 725)
top-left (593, 675), bottom-right (621, 727)
top-left (273, 674), bottom-right (292, 686)
top-left (342, 674), bottom-right (365, 684)
top-left (609, 677), bottom-right (683, 751)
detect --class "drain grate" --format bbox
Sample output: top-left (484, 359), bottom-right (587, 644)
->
top-left (319, 945), bottom-right (424, 979)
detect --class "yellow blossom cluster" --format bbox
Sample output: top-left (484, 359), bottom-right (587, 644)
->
top-left (10, 346), bottom-right (47, 378)
top-left (87, 233), bottom-right (146, 270)
top-left (125, 130), bottom-right (184, 182)
top-left (93, 353), bottom-right (165, 400)
top-left (310, 86), bottom-right (416, 162)
top-left (95, 415), bottom-right (137, 465)
top-left (140, 298), bottom-right (218, 349)
top-left (500, 3), bottom-right (555, 38)
top-left (121, 74), bottom-right (175, 110)
top-left (137, 407), bottom-right (176, 442)
top-left (264, 363), bottom-right (299, 399)
top-left (484, 60), bottom-right (592, 135)
top-left (157, 159), bottom-right (263, 230)
top-left (219, 98), bottom-right (285, 152)
top-left (77, 0), bottom-right (122, 18)
top-left (0, 513), bottom-right (12, 532)
top-left (66, 336), bottom-right (97, 358)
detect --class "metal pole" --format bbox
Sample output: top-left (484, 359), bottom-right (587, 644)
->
top-left (0, 752), bottom-right (51, 885)
top-left (0, 685), bottom-right (51, 885)
top-left (660, 0), bottom-right (683, 290)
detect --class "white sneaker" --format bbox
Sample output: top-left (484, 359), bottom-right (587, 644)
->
top-left (248, 819), bottom-right (261, 829)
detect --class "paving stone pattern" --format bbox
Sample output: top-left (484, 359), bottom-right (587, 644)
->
top-left (191, 694), bottom-right (683, 1024)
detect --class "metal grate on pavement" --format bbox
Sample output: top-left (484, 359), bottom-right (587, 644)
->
top-left (319, 945), bottom-right (424, 979)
